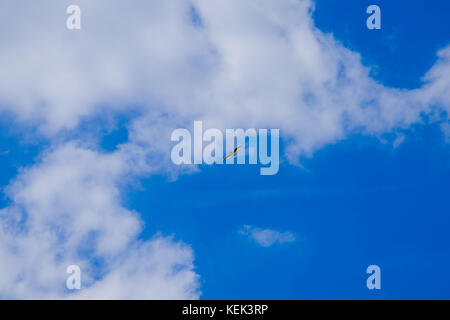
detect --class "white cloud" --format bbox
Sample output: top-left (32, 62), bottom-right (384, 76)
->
top-left (0, 142), bottom-right (200, 299)
top-left (0, 0), bottom-right (448, 158)
top-left (240, 225), bottom-right (296, 247)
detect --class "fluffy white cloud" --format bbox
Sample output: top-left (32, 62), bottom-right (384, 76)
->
top-left (0, 0), bottom-right (448, 156)
top-left (240, 225), bottom-right (296, 247)
top-left (0, 142), bottom-right (200, 299)
top-left (0, 0), bottom-right (211, 133)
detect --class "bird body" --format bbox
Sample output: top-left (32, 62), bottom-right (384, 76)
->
top-left (223, 145), bottom-right (241, 161)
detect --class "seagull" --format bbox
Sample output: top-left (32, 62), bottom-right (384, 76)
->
top-left (223, 145), bottom-right (241, 161)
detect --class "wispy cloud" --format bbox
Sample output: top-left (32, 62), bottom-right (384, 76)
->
top-left (239, 225), bottom-right (296, 247)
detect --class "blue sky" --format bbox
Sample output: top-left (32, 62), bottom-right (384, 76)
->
top-left (131, 0), bottom-right (450, 299)
top-left (128, 0), bottom-right (450, 299)
top-left (313, 0), bottom-right (450, 89)
top-left (128, 125), bottom-right (450, 299)
top-left (0, 0), bottom-right (449, 299)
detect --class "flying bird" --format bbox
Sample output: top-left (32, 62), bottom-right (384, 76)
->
top-left (223, 145), bottom-right (241, 161)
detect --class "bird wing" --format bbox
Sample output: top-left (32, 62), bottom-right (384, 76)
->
top-left (224, 145), bottom-right (242, 161)
top-left (223, 153), bottom-right (233, 161)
